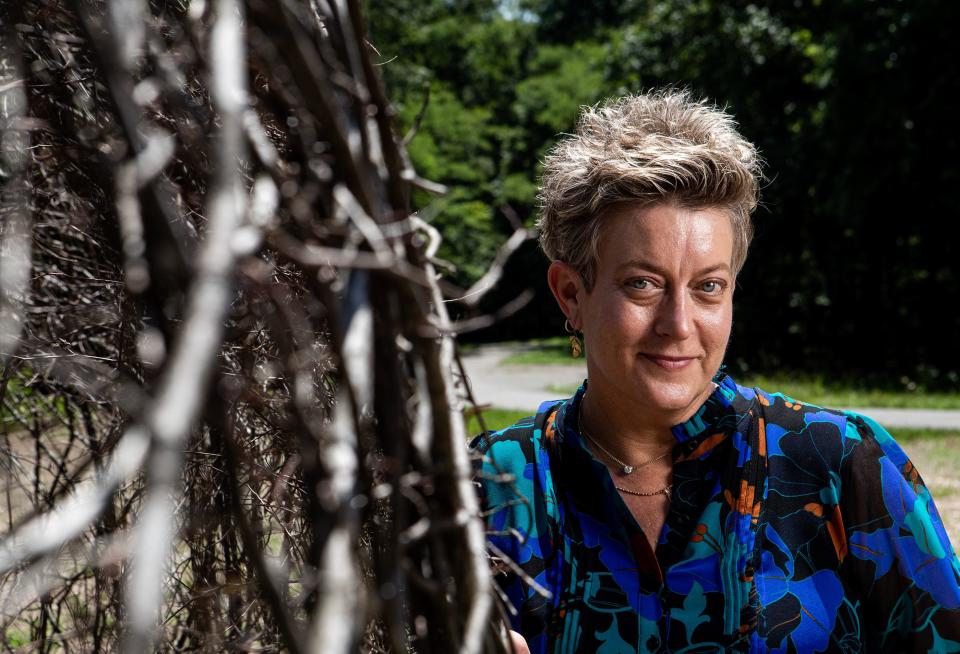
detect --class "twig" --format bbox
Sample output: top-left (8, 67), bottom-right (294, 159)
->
top-left (220, 396), bottom-right (307, 654)
top-left (403, 82), bottom-right (430, 146)
top-left (122, 0), bottom-right (249, 649)
top-left (458, 227), bottom-right (530, 308)
top-left (1, 1), bottom-right (520, 650)
top-left (0, 18), bottom-right (31, 365)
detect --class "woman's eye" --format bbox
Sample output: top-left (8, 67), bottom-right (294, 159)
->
top-left (700, 281), bottom-right (723, 294)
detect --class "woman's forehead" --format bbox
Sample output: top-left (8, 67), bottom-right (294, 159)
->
top-left (596, 203), bottom-right (735, 274)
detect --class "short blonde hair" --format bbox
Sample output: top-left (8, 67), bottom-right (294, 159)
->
top-left (537, 89), bottom-right (762, 289)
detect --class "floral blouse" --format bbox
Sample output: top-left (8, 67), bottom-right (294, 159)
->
top-left (471, 374), bottom-right (960, 652)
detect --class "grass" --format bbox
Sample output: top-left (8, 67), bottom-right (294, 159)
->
top-left (543, 377), bottom-right (960, 410)
top-left (495, 337), bottom-right (581, 366)
top-left (464, 407), bottom-right (959, 443)
top-left (496, 339), bottom-right (960, 409)
top-left (895, 428), bottom-right (960, 441)
top-left (494, 338), bottom-right (960, 410)
top-left (736, 375), bottom-right (960, 410)
top-left (464, 408), bottom-right (531, 436)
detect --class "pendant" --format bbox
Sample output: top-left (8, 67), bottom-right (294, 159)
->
top-left (622, 465), bottom-right (634, 474)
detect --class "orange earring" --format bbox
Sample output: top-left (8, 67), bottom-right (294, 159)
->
top-left (564, 319), bottom-right (583, 358)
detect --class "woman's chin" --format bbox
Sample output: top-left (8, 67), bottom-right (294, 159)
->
top-left (635, 378), bottom-right (712, 418)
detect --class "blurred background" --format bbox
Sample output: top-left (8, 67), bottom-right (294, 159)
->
top-left (369, 0), bottom-right (960, 392)
top-left (2, 2), bottom-right (959, 650)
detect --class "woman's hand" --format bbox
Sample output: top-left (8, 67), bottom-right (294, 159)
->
top-left (509, 630), bottom-right (530, 654)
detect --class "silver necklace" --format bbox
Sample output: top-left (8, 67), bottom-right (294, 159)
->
top-left (577, 404), bottom-right (672, 475)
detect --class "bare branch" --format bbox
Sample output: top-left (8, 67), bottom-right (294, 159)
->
top-left (458, 227), bottom-right (530, 309)
top-left (0, 20), bottom-right (31, 364)
top-left (403, 82), bottom-right (431, 146)
top-left (1, 1), bottom-right (519, 651)
top-left (123, 0), bottom-right (249, 649)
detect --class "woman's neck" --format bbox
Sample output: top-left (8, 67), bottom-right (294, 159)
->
top-left (579, 380), bottom-right (716, 463)
top-left (579, 391), bottom-right (674, 463)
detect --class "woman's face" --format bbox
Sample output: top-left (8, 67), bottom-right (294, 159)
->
top-left (553, 202), bottom-right (735, 423)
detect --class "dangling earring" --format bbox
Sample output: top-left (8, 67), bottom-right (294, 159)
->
top-left (564, 319), bottom-right (583, 358)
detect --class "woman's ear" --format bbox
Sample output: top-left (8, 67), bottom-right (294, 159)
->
top-left (546, 260), bottom-right (586, 329)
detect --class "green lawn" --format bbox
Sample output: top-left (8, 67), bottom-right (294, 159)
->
top-left (492, 338), bottom-right (960, 410)
top-left (739, 375), bottom-right (960, 410)
top-left (465, 404), bottom-right (960, 440)
top-left (464, 408), bottom-right (532, 435)
top-left (544, 376), bottom-right (960, 410)
top-left (500, 344), bottom-right (960, 409)
top-left (495, 337), bottom-right (581, 366)
top-left (895, 428), bottom-right (960, 442)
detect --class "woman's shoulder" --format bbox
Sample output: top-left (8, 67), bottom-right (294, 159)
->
top-left (469, 413), bottom-right (537, 454)
top-left (747, 382), bottom-right (863, 427)
top-left (470, 401), bottom-right (566, 548)
top-left (743, 382), bottom-right (897, 460)
top-left (469, 399), bottom-right (565, 457)
top-left (745, 384), bottom-right (922, 509)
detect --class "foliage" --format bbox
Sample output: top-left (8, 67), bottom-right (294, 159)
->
top-left (367, 0), bottom-right (960, 388)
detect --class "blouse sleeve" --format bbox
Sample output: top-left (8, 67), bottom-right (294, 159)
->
top-left (470, 426), bottom-right (558, 652)
top-left (840, 411), bottom-right (960, 651)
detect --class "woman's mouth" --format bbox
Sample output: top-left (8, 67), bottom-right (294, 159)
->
top-left (640, 354), bottom-right (696, 371)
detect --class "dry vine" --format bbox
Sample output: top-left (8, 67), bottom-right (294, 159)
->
top-left (0, 1), bottom-right (522, 651)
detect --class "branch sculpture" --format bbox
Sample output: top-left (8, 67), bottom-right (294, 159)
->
top-left (0, 1), bottom-right (519, 651)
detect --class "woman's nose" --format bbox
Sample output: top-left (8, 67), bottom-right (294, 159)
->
top-left (654, 291), bottom-right (693, 339)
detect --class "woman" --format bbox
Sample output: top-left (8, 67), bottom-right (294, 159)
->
top-left (472, 90), bottom-right (960, 653)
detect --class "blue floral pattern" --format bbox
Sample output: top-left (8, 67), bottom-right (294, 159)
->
top-left (471, 374), bottom-right (960, 652)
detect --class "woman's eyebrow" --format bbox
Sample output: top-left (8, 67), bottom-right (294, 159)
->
top-left (616, 260), bottom-right (731, 276)
top-left (693, 263), bottom-right (732, 276)
top-left (616, 259), bottom-right (670, 276)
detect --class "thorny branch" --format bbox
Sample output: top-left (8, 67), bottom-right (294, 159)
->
top-left (0, 0), bottom-right (524, 652)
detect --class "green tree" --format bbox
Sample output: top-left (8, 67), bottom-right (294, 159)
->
top-left (367, 0), bottom-right (960, 386)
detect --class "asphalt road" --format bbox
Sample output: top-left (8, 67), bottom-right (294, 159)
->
top-left (461, 345), bottom-right (960, 430)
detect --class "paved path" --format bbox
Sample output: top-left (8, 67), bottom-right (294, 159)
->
top-left (461, 345), bottom-right (960, 430)
top-left (461, 345), bottom-right (585, 413)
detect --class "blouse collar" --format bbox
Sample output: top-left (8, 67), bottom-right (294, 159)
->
top-left (670, 373), bottom-right (740, 443)
top-left (549, 372), bottom-right (745, 571)
top-left (557, 371), bottom-right (741, 450)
